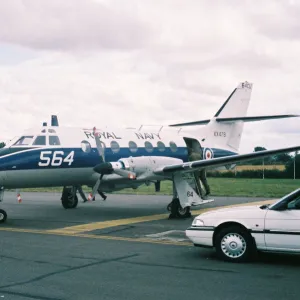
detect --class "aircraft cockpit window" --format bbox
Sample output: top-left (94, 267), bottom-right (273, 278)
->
top-left (169, 141), bottom-right (177, 152)
top-left (157, 141), bottom-right (165, 152)
top-left (49, 136), bottom-right (61, 146)
top-left (129, 141), bottom-right (138, 153)
top-left (33, 136), bottom-right (46, 146)
top-left (145, 141), bottom-right (153, 153)
top-left (48, 129), bottom-right (56, 133)
top-left (13, 136), bottom-right (34, 146)
top-left (110, 141), bottom-right (120, 153)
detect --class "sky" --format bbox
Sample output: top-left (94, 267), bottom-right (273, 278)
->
top-left (1, 0), bottom-right (300, 153)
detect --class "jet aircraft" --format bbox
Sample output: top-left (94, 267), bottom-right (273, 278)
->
top-left (0, 81), bottom-right (299, 223)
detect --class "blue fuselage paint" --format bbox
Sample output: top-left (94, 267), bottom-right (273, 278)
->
top-left (0, 146), bottom-right (237, 172)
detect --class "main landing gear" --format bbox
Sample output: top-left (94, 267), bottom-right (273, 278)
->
top-left (167, 179), bottom-right (192, 219)
top-left (166, 173), bottom-right (214, 219)
top-left (167, 198), bottom-right (191, 219)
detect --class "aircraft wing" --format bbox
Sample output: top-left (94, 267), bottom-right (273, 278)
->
top-left (154, 145), bottom-right (300, 175)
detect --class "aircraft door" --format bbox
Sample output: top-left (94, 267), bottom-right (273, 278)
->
top-left (183, 137), bottom-right (203, 161)
top-left (183, 137), bottom-right (203, 195)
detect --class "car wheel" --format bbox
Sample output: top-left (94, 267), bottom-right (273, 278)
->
top-left (215, 225), bottom-right (255, 263)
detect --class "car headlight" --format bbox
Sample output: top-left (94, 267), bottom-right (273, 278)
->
top-left (192, 218), bottom-right (204, 227)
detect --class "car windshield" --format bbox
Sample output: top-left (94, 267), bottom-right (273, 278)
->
top-left (268, 188), bottom-right (300, 210)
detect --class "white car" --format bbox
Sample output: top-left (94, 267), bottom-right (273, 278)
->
top-left (185, 188), bottom-right (300, 263)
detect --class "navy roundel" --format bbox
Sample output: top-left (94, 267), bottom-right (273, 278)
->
top-left (204, 148), bottom-right (214, 160)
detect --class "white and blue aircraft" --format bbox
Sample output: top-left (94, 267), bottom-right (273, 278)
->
top-left (0, 81), bottom-right (299, 223)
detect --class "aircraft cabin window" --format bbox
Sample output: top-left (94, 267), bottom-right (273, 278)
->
top-left (129, 141), bottom-right (138, 153)
top-left (157, 141), bottom-right (165, 152)
top-left (13, 136), bottom-right (34, 146)
top-left (81, 140), bottom-right (91, 153)
top-left (170, 141), bottom-right (177, 152)
top-left (111, 141), bottom-right (120, 153)
top-left (145, 141), bottom-right (153, 153)
top-left (33, 136), bottom-right (46, 146)
top-left (49, 136), bottom-right (61, 146)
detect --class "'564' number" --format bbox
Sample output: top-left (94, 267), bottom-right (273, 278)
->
top-left (38, 151), bottom-right (75, 167)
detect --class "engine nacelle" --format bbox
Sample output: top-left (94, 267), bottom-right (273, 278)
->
top-left (117, 156), bottom-right (183, 178)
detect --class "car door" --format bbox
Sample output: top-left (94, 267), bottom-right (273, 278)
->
top-left (264, 197), bottom-right (300, 251)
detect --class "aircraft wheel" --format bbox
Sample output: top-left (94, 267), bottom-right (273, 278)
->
top-left (177, 205), bottom-right (191, 218)
top-left (169, 198), bottom-right (191, 219)
top-left (167, 202), bottom-right (172, 211)
top-left (70, 194), bottom-right (78, 208)
top-left (0, 209), bottom-right (7, 223)
top-left (61, 189), bottom-right (78, 209)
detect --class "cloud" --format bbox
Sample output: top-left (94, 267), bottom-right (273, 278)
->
top-left (0, 0), bottom-right (300, 155)
top-left (249, 0), bottom-right (300, 41)
top-left (0, 0), bottom-right (152, 51)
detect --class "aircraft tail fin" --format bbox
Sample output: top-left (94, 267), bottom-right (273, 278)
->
top-left (169, 81), bottom-right (298, 128)
top-left (169, 81), bottom-right (252, 128)
top-left (202, 81), bottom-right (253, 152)
top-left (171, 81), bottom-right (299, 152)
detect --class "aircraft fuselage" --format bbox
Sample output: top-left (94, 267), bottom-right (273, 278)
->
top-left (0, 126), bottom-right (236, 190)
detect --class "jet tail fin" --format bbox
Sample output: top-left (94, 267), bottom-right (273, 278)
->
top-left (169, 81), bottom-right (299, 127)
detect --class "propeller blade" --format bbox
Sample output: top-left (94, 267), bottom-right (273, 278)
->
top-left (93, 127), bottom-right (106, 163)
top-left (88, 175), bottom-right (103, 201)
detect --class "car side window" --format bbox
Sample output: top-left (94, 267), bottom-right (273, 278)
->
top-left (287, 197), bottom-right (300, 210)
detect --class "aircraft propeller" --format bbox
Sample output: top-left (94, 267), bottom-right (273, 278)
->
top-left (87, 127), bottom-right (136, 200)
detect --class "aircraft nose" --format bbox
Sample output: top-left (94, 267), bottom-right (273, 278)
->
top-left (0, 147), bottom-right (11, 157)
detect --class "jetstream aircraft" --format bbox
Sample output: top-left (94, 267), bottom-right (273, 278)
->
top-left (0, 81), bottom-right (299, 223)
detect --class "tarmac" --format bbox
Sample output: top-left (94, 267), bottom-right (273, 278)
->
top-left (0, 192), bottom-right (299, 300)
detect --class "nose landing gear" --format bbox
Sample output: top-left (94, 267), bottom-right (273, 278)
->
top-left (61, 186), bottom-right (79, 209)
top-left (0, 187), bottom-right (6, 223)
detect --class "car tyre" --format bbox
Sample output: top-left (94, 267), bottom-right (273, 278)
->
top-left (215, 225), bottom-right (255, 263)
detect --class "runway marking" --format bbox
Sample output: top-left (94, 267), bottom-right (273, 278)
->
top-left (0, 198), bottom-right (276, 249)
top-left (0, 227), bottom-right (192, 247)
top-left (145, 230), bottom-right (185, 238)
top-left (46, 198), bottom-right (275, 235)
top-left (45, 213), bottom-right (170, 235)
top-left (145, 230), bottom-right (188, 242)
